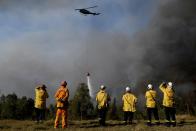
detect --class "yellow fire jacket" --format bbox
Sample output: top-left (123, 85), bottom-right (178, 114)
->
top-left (145, 90), bottom-right (156, 108)
top-left (122, 93), bottom-right (137, 112)
top-left (34, 87), bottom-right (49, 109)
top-left (55, 86), bottom-right (69, 108)
top-left (159, 83), bottom-right (175, 107)
top-left (96, 90), bottom-right (110, 109)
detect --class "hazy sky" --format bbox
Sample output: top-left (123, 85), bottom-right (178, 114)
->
top-left (4, 0), bottom-right (196, 106)
top-left (0, 0), bottom-right (158, 100)
top-left (0, 0), bottom-right (196, 106)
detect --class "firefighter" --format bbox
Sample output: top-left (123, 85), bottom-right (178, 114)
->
top-left (96, 85), bottom-right (110, 126)
top-left (54, 81), bottom-right (69, 129)
top-left (145, 84), bottom-right (160, 126)
top-left (34, 84), bottom-right (49, 123)
top-left (159, 82), bottom-right (176, 127)
top-left (122, 87), bottom-right (137, 125)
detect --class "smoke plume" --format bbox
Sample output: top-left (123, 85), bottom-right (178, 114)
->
top-left (127, 0), bottom-right (196, 91)
top-left (0, 0), bottom-right (195, 104)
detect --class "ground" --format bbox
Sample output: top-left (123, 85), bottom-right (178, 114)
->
top-left (0, 115), bottom-right (196, 131)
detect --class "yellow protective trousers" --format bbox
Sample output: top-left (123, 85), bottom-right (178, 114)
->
top-left (54, 108), bottom-right (68, 128)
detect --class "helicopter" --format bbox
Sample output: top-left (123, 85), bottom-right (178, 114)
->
top-left (75, 6), bottom-right (100, 16)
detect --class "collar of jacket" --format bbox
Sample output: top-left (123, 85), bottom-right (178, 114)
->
top-left (59, 86), bottom-right (67, 90)
top-left (100, 90), bottom-right (105, 93)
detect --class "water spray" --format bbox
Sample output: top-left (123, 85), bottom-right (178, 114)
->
top-left (87, 72), bottom-right (93, 97)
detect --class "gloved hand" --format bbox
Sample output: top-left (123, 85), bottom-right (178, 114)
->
top-left (162, 82), bottom-right (167, 87)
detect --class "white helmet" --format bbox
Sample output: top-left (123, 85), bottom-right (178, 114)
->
top-left (168, 82), bottom-right (173, 88)
top-left (100, 85), bottom-right (105, 90)
top-left (147, 84), bottom-right (153, 90)
top-left (126, 86), bottom-right (131, 92)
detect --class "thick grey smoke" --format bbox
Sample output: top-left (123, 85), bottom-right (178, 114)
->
top-left (0, 0), bottom-right (195, 105)
top-left (126, 0), bottom-right (196, 91)
top-left (125, 0), bottom-right (196, 106)
top-left (107, 0), bottom-right (196, 96)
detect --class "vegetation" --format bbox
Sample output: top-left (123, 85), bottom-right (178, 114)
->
top-left (0, 83), bottom-right (196, 130)
top-left (0, 94), bottom-right (34, 119)
top-left (0, 83), bottom-right (195, 121)
top-left (107, 98), bottom-right (121, 120)
top-left (0, 117), bottom-right (196, 131)
top-left (69, 83), bottom-right (95, 120)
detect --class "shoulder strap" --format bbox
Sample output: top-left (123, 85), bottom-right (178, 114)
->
top-left (124, 94), bottom-right (134, 106)
top-left (99, 92), bottom-right (106, 103)
top-left (149, 91), bottom-right (156, 102)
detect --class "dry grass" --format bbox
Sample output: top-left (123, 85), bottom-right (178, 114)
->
top-left (0, 116), bottom-right (196, 131)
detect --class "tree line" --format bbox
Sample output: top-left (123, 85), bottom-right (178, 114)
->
top-left (0, 83), bottom-right (195, 120)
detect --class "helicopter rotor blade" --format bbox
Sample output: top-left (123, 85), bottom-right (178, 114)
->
top-left (84, 5), bottom-right (98, 9)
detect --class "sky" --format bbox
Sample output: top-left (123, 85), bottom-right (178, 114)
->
top-left (0, 0), bottom-right (158, 101)
top-left (0, 0), bottom-right (157, 39)
top-left (1, 0), bottom-right (195, 104)
top-left (0, 0), bottom-right (196, 105)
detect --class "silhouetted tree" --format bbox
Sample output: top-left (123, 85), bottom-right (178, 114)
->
top-left (69, 83), bottom-right (95, 120)
top-left (108, 98), bottom-right (119, 120)
top-left (0, 93), bottom-right (34, 119)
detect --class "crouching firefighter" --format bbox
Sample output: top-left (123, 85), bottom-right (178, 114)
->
top-left (54, 81), bottom-right (69, 129)
top-left (145, 84), bottom-right (160, 126)
top-left (96, 85), bottom-right (110, 126)
top-left (159, 82), bottom-right (176, 127)
top-left (122, 87), bottom-right (137, 125)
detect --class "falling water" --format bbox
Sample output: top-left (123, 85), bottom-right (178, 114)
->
top-left (87, 74), bottom-right (93, 97)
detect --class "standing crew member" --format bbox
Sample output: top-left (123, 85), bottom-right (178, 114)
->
top-left (34, 84), bottom-right (49, 123)
top-left (145, 84), bottom-right (160, 126)
top-left (159, 82), bottom-right (176, 127)
top-left (96, 85), bottom-right (110, 126)
top-left (122, 87), bottom-right (137, 125)
top-left (54, 81), bottom-right (69, 129)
